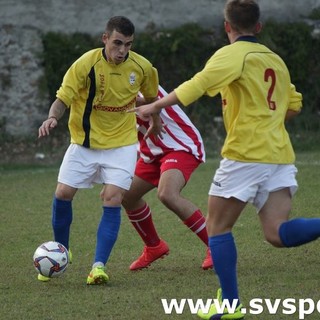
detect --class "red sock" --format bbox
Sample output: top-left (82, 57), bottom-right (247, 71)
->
top-left (183, 209), bottom-right (208, 245)
top-left (126, 203), bottom-right (160, 247)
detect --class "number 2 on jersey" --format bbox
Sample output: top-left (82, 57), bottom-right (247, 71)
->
top-left (264, 68), bottom-right (276, 110)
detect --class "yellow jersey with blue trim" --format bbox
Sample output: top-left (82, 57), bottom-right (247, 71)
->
top-left (56, 48), bottom-right (159, 149)
top-left (174, 36), bottom-right (302, 164)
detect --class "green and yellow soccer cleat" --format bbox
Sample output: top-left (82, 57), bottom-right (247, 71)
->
top-left (86, 266), bottom-right (109, 285)
top-left (68, 249), bottom-right (73, 264)
top-left (197, 288), bottom-right (245, 319)
top-left (37, 273), bottom-right (51, 282)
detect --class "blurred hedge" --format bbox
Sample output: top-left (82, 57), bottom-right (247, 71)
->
top-left (41, 19), bottom-right (320, 155)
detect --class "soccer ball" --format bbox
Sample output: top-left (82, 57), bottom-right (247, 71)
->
top-left (33, 241), bottom-right (69, 278)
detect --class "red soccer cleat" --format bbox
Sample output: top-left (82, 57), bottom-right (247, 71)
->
top-left (202, 247), bottom-right (214, 270)
top-left (129, 239), bottom-right (169, 271)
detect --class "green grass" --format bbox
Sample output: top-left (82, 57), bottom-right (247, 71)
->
top-left (1, 153), bottom-right (320, 319)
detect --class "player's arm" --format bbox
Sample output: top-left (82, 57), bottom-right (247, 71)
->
top-left (38, 98), bottom-right (67, 138)
top-left (285, 84), bottom-right (303, 121)
top-left (131, 91), bottom-right (180, 121)
top-left (285, 109), bottom-right (301, 121)
top-left (136, 96), bottom-right (146, 107)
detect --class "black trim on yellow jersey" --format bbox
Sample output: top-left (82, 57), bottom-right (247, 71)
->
top-left (102, 48), bottom-right (107, 61)
top-left (82, 67), bottom-right (96, 148)
top-left (128, 55), bottom-right (145, 76)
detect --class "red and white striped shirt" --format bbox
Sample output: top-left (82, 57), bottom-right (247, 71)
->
top-left (137, 85), bottom-right (205, 163)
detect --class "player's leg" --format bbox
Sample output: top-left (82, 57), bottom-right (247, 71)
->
top-left (122, 159), bottom-right (169, 270)
top-left (87, 183), bottom-right (126, 285)
top-left (198, 195), bottom-right (245, 319)
top-left (258, 188), bottom-right (291, 247)
top-left (208, 196), bottom-right (245, 299)
top-left (258, 164), bottom-right (320, 248)
top-left (260, 188), bottom-right (320, 248)
top-left (122, 174), bottom-right (159, 246)
top-left (53, 143), bottom-right (103, 250)
top-left (199, 159), bottom-right (260, 319)
top-left (52, 144), bottom-right (93, 251)
top-left (87, 144), bottom-right (137, 284)
top-left (38, 183), bottom-right (77, 282)
top-left (157, 152), bottom-right (212, 269)
top-left (52, 182), bottom-right (77, 250)
top-left (158, 168), bottom-right (197, 218)
top-left (38, 144), bottom-right (83, 282)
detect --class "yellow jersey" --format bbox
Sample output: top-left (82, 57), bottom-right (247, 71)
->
top-left (57, 48), bottom-right (159, 149)
top-left (175, 36), bottom-right (302, 164)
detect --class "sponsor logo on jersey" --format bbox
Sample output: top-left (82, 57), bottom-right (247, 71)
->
top-left (93, 97), bottom-right (136, 112)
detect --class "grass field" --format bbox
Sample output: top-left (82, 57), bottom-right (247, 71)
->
top-left (1, 152), bottom-right (320, 320)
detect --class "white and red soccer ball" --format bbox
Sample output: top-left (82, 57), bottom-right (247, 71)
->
top-left (33, 241), bottom-right (69, 278)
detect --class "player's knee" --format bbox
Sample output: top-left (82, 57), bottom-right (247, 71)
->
top-left (157, 189), bottom-right (176, 207)
top-left (101, 185), bottom-right (126, 206)
top-left (102, 193), bottom-right (123, 206)
top-left (264, 233), bottom-right (284, 248)
top-left (55, 184), bottom-right (76, 201)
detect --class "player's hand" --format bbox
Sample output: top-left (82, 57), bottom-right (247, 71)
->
top-left (38, 117), bottom-right (58, 138)
top-left (128, 102), bottom-right (159, 121)
top-left (145, 125), bottom-right (166, 141)
top-left (144, 114), bottom-right (166, 140)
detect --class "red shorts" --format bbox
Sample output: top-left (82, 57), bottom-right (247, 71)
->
top-left (135, 151), bottom-right (202, 187)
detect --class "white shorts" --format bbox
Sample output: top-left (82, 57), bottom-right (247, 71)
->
top-left (58, 143), bottom-right (138, 190)
top-left (208, 159), bottom-right (298, 211)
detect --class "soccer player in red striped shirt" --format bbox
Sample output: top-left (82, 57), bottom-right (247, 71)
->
top-left (122, 85), bottom-right (213, 271)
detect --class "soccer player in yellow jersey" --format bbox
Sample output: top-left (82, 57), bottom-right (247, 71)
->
top-left (132, 0), bottom-right (320, 318)
top-left (38, 16), bottom-right (159, 285)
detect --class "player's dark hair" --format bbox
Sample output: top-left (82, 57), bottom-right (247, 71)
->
top-left (105, 16), bottom-right (135, 36)
top-left (224, 0), bottom-right (260, 33)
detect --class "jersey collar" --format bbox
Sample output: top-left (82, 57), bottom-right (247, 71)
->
top-left (235, 35), bottom-right (258, 43)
